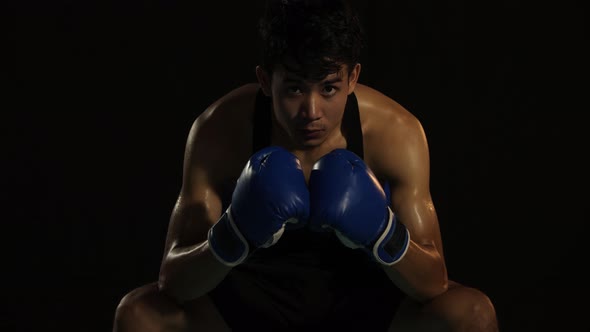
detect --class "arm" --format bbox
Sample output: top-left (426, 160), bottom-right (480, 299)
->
top-left (378, 113), bottom-right (449, 303)
top-left (157, 115), bottom-right (233, 303)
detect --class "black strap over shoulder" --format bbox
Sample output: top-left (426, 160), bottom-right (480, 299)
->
top-left (341, 92), bottom-right (364, 159)
top-left (252, 88), bottom-right (272, 153)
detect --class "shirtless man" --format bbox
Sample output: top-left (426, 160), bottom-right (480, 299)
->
top-left (113, 0), bottom-right (499, 330)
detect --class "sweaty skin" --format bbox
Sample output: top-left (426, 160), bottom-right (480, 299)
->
top-left (159, 64), bottom-right (447, 303)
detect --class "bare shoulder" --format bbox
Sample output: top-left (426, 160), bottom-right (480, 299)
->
top-left (354, 83), bottom-right (422, 135)
top-left (193, 83), bottom-right (259, 139)
top-left (184, 83), bottom-right (259, 191)
top-left (353, 83), bottom-right (428, 179)
top-left (162, 84), bottom-right (261, 251)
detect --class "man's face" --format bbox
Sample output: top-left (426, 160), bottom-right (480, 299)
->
top-left (267, 64), bottom-right (360, 149)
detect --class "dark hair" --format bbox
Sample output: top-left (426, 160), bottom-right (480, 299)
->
top-left (258, 0), bottom-right (365, 81)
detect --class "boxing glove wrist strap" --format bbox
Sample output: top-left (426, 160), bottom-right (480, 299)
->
top-left (372, 207), bottom-right (410, 266)
top-left (207, 207), bottom-right (249, 267)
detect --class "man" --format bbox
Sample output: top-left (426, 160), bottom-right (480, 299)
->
top-left (113, 0), bottom-right (498, 331)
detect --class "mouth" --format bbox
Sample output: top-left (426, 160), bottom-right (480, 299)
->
top-left (297, 128), bottom-right (325, 140)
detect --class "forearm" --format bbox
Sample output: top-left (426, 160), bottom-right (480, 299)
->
top-left (383, 240), bottom-right (448, 302)
top-left (158, 240), bottom-right (232, 303)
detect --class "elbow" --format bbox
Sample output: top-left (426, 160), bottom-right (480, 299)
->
top-left (157, 262), bottom-right (186, 303)
top-left (417, 266), bottom-right (449, 303)
top-left (157, 272), bottom-right (170, 294)
top-left (433, 264), bottom-right (449, 296)
top-left (157, 273), bottom-right (189, 304)
top-left (413, 278), bottom-right (448, 304)
top-left (404, 253), bottom-right (448, 303)
top-left (157, 258), bottom-right (171, 292)
top-left (157, 270), bottom-right (174, 297)
top-left (422, 248), bottom-right (449, 301)
top-left (431, 274), bottom-right (449, 298)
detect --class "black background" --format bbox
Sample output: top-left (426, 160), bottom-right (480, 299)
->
top-left (10, 0), bottom-right (588, 331)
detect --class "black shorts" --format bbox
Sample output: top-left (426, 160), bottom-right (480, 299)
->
top-left (209, 238), bottom-right (406, 331)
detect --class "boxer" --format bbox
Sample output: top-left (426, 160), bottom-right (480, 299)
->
top-left (113, 1), bottom-right (498, 331)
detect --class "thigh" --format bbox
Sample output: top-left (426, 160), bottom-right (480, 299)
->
top-left (115, 282), bottom-right (230, 332)
top-left (388, 281), bottom-right (498, 332)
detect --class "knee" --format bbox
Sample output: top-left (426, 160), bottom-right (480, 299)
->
top-left (113, 283), bottom-right (229, 332)
top-left (437, 285), bottom-right (498, 332)
top-left (113, 283), bottom-right (181, 332)
top-left (114, 284), bottom-right (151, 331)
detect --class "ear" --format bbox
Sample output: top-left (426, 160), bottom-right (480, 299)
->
top-left (347, 63), bottom-right (362, 95)
top-left (255, 66), bottom-right (272, 96)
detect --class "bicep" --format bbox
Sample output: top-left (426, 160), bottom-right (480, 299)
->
top-left (384, 118), bottom-right (444, 252)
top-left (390, 182), bottom-right (442, 252)
top-left (162, 119), bottom-right (227, 254)
top-left (163, 182), bottom-right (223, 254)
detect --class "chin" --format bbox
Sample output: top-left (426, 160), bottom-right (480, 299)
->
top-left (284, 127), bottom-right (329, 149)
top-left (296, 136), bottom-right (325, 149)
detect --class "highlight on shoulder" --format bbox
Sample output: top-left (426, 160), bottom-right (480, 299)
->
top-left (197, 83), bottom-right (260, 126)
top-left (186, 83), bottom-right (259, 166)
top-left (354, 83), bottom-right (422, 136)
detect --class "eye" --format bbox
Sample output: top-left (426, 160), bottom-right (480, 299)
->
top-left (286, 86), bottom-right (302, 95)
top-left (322, 85), bottom-right (338, 96)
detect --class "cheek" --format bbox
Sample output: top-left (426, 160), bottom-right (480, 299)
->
top-left (272, 102), bottom-right (296, 133)
top-left (274, 99), bottom-right (299, 121)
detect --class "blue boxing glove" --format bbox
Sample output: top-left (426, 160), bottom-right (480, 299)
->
top-left (309, 149), bottom-right (410, 266)
top-left (208, 146), bottom-right (310, 266)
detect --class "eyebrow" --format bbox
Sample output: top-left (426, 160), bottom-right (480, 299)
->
top-left (283, 77), bottom-right (344, 85)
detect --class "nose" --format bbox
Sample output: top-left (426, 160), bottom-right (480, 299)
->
top-left (300, 92), bottom-right (322, 121)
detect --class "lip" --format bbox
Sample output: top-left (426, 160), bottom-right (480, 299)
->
top-left (299, 128), bottom-right (324, 132)
top-left (298, 128), bottom-right (324, 139)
